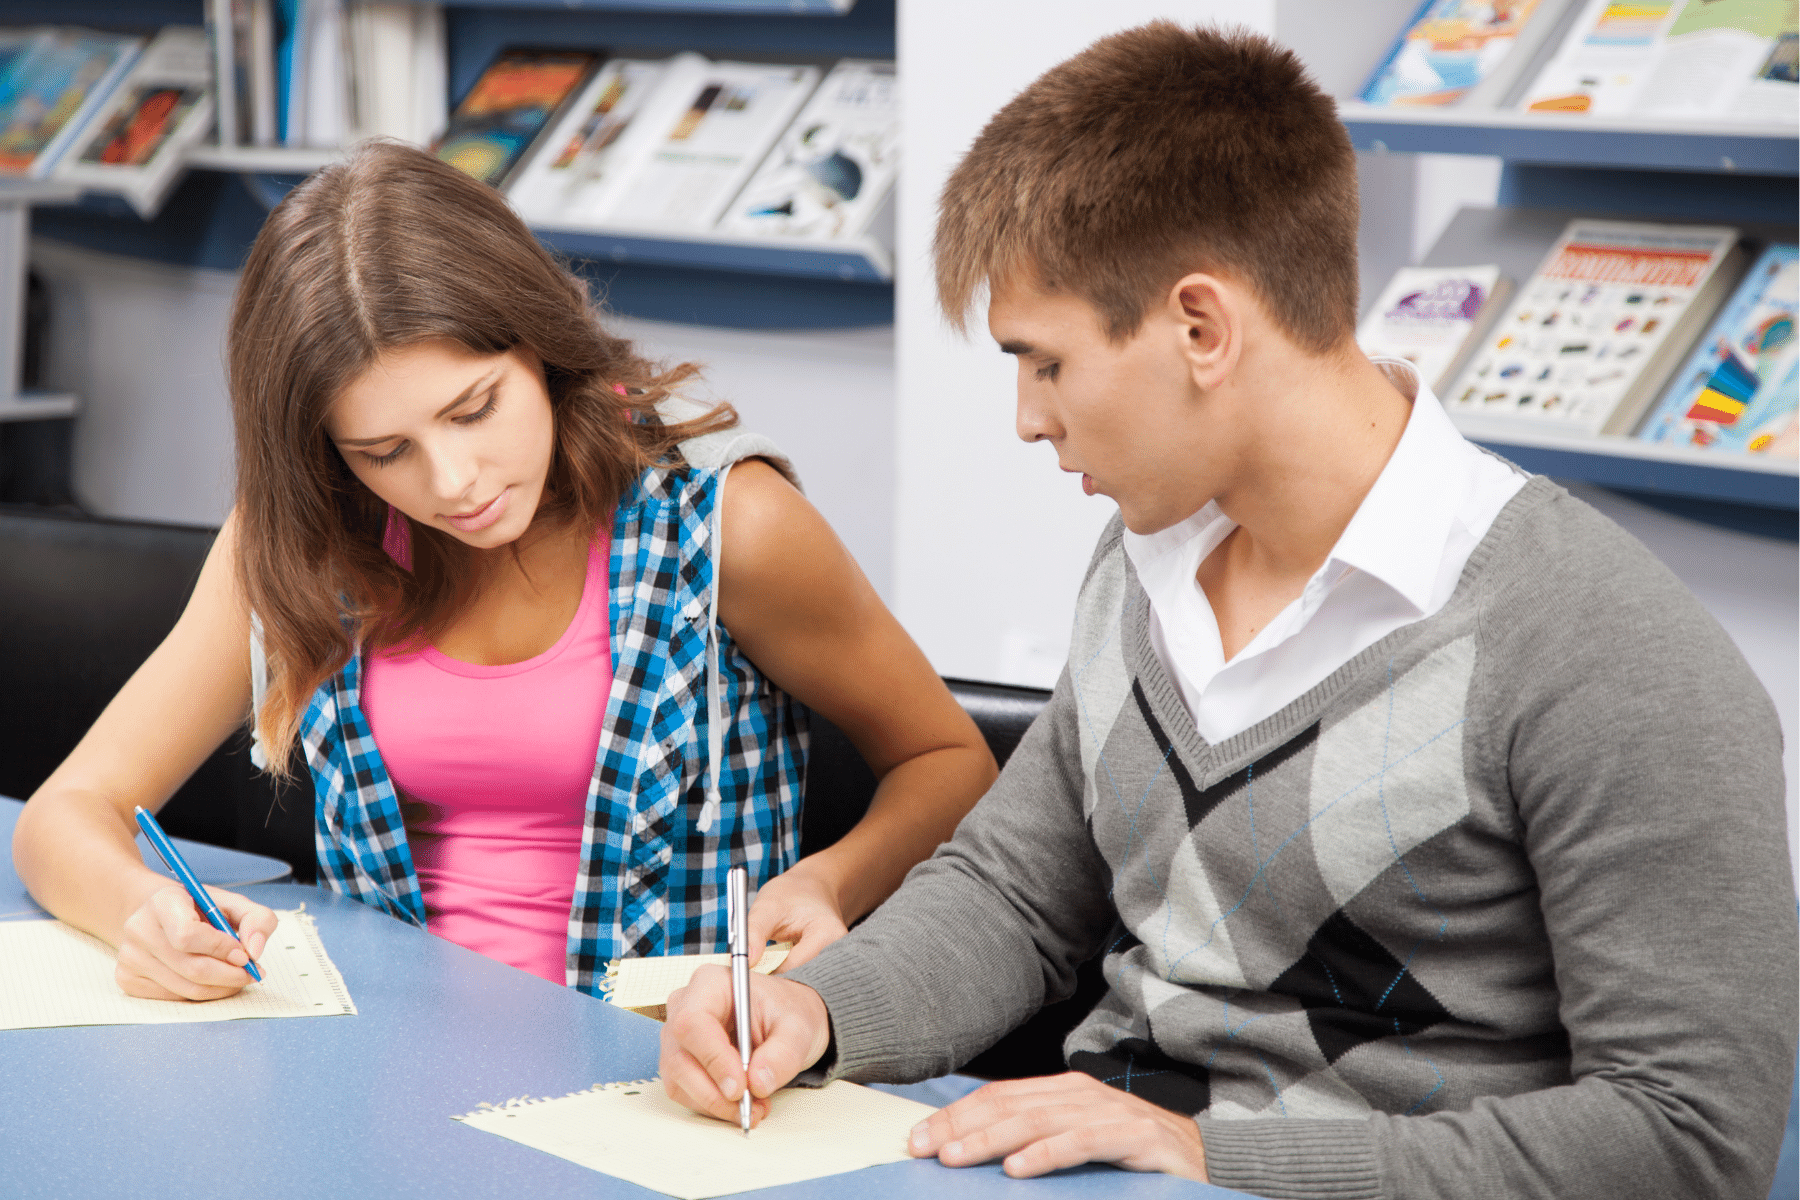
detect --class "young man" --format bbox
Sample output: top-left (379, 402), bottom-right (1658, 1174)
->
top-left (660, 22), bottom-right (1797, 1199)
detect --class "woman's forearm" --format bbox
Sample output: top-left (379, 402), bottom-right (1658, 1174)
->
top-left (798, 743), bottom-right (997, 925)
top-left (14, 786), bottom-right (176, 946)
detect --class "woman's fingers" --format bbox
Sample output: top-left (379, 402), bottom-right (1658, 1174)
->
top-left (211, 889), bottom-right (278, 962)
top-left (113, 936), bottom-right (246, 1001)
top-left (770, 911), bottom-right (847, 973)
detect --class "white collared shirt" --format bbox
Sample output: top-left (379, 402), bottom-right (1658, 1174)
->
top-left (1122, 358), bottom-right (1526, 745)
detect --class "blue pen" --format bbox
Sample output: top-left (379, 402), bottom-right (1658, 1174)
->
top-left (133, 806), bottom-right (262, 982)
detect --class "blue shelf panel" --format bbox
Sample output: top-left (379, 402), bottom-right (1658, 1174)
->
top-left (1341, 113), bottom-right (1798, 176)
top-left (537, 227), bottom-right (887, 281)
top-left (1474, 441), bottom-right (1800, 511)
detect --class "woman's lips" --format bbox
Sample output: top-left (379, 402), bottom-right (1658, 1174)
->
top-left (444, 487), bottom-right (509, 533)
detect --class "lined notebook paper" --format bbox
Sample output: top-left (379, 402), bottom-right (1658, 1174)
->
top-left (452, 1078), bottom-right (935, 1199)
top-left (0, 907), bottom-right (356, 1030)
top-left (602, 946), bottom-right (790, 1020)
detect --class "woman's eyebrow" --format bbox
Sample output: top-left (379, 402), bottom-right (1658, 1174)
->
top-left (335, 368), bottom-right (504, 446)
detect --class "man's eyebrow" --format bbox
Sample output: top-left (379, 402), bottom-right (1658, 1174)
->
top-left (334, 368), bottom-right (503, 447)
top-left (998, 340), bottom-right (1036, 356)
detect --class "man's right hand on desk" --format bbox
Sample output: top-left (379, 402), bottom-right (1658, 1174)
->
top-left (116, 884), bottom-right (278, 1001)
top-left (660, 967), bottom-right (832, 1127)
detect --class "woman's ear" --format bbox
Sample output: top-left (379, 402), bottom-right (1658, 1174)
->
top-left (1170, 273), bottom-right (1240, 392)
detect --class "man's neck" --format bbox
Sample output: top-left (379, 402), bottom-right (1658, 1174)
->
top-left (1209, 346), bottom-right (1413, 580)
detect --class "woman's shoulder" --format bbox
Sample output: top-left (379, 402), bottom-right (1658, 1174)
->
top-left (654, 394), bottom-right (803, 493)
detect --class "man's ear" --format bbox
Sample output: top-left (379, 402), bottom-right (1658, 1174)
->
top-left (1170, 273), bottom-right (1239, 391)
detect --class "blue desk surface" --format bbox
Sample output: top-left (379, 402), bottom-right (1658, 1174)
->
top-left (2, 796), bottom-right (293, 919)
top-left (0, 881), bottom-right (1246, 1198)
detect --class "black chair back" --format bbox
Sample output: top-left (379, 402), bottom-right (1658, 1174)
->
top-left (3, 506), bottom-right (1098, 1075)
top-left (0, 507), bottom-right (307, 876)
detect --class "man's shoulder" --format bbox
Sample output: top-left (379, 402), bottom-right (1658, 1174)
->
top-left (1478, 478), bottom-right (1699, 615)
top-left (1472, 477), bottom-right (1769, 719)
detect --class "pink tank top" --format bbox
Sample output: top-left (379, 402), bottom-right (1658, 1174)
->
top-left (363, 533), bottom-right (611, 985)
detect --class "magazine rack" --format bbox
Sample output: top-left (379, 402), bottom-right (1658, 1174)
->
top-left (0, 180), bottom-right (80, 423)
top-left (1279, 0), bottom-right (1800, 517)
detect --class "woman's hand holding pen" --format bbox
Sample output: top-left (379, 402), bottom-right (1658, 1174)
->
top-left (660, 968), bottom-right (832, 1128)
top-left (114, 884), bottom-right (278, 1001)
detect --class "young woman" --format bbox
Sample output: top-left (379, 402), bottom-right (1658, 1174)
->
top-left (13, 142), bottom-right (996, 1001)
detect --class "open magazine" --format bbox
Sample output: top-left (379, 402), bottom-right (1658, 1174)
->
top-left (1521, 0), bottom-right (1798, 123)
top-left (720, 59), bottom-right (897, 241)
top-left (600, 59), bottom-right (820, 231)
top-left (507, 54), bottom-right (698, 231)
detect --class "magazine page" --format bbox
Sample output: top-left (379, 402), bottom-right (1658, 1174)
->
top-left (1356, 265), bottom-right (1507, 393)
top-left (602, 60), bottom-right (821, 231)
top-left (1446, 220), bottom-right (1740, 435)
top-left (1521, 0), bottom-right (1798, 122)
top-left (1638, 244), bottom-right (1798, 455)
top-left (507, 54), bottom-right (697, 230)
top-left (0, 30), bottom-right (142, 177)
top-left (1360, 0), bottom-right (1551, 107)
top-left (55, 26), bottom-right (215, 218)
top-left (721, 59), bottom-right (897, 242)
top-left (434, 48), bottom-right (601, 188)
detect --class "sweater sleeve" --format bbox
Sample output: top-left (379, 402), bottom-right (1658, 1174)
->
top-left (785, 662), bottom-right (1118, 1083)
top-left (1203, 494), bottom-right (1798, 1200)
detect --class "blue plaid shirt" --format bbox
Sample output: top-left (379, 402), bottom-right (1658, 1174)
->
top-left (297, 460), bottom-right (808, 994)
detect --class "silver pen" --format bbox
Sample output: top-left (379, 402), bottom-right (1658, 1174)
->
top-left (727, 865), bottom-right (753, 1136)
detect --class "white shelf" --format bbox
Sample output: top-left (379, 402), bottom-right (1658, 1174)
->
top-left (0, 391), bottom-right (78, 423)
top-left (182, 145), bottom-right (344, 174)
top-left (1336, 102), bottom-right (1797, 142)
top-left (1451, 412), bottom-right (1799, 477)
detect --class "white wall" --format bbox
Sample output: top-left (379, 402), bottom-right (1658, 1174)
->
top-left (893, 0), bottom-right (1279, 688)
top-left (605, 316), bottom-right (897, 601)
top-left (34, 239), bottom-right (238, 526)
top-left (29, 240), bottom-right (900, 604)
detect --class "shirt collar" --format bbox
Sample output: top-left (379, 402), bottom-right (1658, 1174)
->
top-left (1323, 357), bottom-right (1466, 616)
top-left (1121, 357), bottom-right (1469, 619)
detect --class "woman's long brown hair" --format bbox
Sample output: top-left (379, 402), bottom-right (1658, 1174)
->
top-left (230, 140), bottom-right (732, 773)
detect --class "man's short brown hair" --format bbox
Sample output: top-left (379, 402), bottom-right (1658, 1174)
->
top-left (936, 22), bottom-right (1359, 354)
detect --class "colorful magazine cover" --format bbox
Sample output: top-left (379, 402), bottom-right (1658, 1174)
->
top-left (78, 84), bottom-right (203, 166)
top-left (722, 60), bottom-right (898, 241)
top-left (1445, 220), bottom-right (1744, 436)
top-left (1356, 264), bottom-right (1510, 392)
top-left (1360, 0), bottom-right (1549, 106)
top-left (1637, 244), bottom-right (1798, 456)
top-left (56, 26), bottom-right (215, 218)
top-left (434, 48), bottom-right (601, 187)
top-left (0, 29), bottom-right (141, 177)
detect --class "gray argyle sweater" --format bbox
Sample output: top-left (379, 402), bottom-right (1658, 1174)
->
top-left (789, 476), bottom-right (1797, 1200)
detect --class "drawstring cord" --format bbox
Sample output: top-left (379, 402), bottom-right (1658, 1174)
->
top-left (695, 464), bottom-right (733, 834)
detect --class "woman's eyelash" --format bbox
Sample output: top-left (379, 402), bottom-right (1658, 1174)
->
top-left (457, 392), bottom-right (499, 424)
top-left (361, 391), bottom-right (499, 467)
top-left (1035, 362), bottom-right (1060, 382)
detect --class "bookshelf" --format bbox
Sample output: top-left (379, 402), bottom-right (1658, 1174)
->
top-left (1279, 0), bottom-right (1799, 524)
top-left (15, 0), bottom-right (899, 327)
